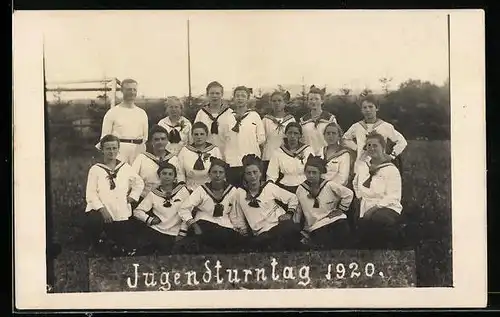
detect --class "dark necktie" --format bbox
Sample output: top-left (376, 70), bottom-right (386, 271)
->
top-left (193, 150), bottom-right (205, 170)
top-left (167, 127), bottom-right (181, 143)
top-left (232, 113), bottom-right (249, 133)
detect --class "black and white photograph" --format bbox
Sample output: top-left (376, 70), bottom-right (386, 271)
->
top-left (13, 10), bottom-right (486, 309)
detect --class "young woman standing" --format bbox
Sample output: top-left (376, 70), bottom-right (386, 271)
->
top-left (223, 86), bottom-right (266, 188)
top-left (299, 86), bottom-right (337, 154)
top-left (261, 90), bottom-right (296, 176)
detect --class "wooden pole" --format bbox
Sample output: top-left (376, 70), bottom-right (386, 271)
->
top-left (187, 19), bottom-right (192, 107)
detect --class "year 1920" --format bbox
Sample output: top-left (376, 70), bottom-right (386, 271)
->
top-left (325, 262), bottom-right (382, 280)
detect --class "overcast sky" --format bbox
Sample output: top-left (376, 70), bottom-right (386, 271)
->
top-left (39, 10), bottom-right (449, 99)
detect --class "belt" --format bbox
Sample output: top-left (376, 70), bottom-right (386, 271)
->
top-left (120, 138), bottom-right (143, 144)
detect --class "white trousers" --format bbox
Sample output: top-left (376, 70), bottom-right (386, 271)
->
top-left (118, 143), bottom-right (146, 165)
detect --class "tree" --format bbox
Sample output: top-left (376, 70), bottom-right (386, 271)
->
top-left (379, 77), bottom-right (393, 95)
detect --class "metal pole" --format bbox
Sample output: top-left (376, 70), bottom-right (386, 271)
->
top-left (187, 19), bottom-right (192, 107)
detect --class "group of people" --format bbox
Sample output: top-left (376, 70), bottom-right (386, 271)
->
top-left (84, 78), bottom-right (408, 257)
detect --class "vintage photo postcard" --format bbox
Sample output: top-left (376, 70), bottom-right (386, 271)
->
top-left (13, 9), bottom-right (486, 309)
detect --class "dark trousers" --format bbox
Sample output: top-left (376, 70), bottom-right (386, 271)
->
top-left (84, 210), bottom-right (140, 252)
top-left (228, 166), bottom-right (245, 188)
top-left (190, 220), bottom-right (249, 253)
top-left (356, 207), bottom-right (401, 249)
top-left (250, 219), bottom-right (301, 252)
top-left (309, 219), bottom-right (351, 249)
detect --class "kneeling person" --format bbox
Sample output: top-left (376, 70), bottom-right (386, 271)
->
top-left (233, 154), bottom-right (301, 252)
top-left (133, 162), bottom-right (190, 255)
top-left (296, 155), bottom-right (354, 249)
top-left (84, 134), bottom-right (145, 256)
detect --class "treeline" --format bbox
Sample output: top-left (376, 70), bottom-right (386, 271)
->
top-left (47, 78), bottom-right (450, 152)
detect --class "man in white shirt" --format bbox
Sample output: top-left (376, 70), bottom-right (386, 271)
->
top-left (97, 78), bottom-right (149, 165)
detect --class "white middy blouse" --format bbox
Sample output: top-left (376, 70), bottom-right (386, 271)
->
top-left (133, 183), bottom-right (190, 236)
top-left (266, 143), bottom-right (315, 187)
top-left (352, 161), bottom-right (403, 218)
top-left (318, 146), bottom-right (351, 186)
top-left (178, 182), bottom-right (240, 231)
top-left (194, 105), bottom-right (234, 158)
top-left (222, 110), bottom-right (266, 167)
top-left (157, 116), bottom-right (192, 156)
top-left (261, 114), bottom-right (296, 161)
top-left (342, 119), bottom-right (407, 174)
top-left (177, 143), bottom-right (223, 192)
top-left (131, 151), bottom-right (184, 198)
top-left (231, 181), bottom-right (299, 236)
top-left (85, 161), bottom-right (144, 221)
top-left (296, 179), bottom-right (353, 233)
top-left (299, 111), bottom-right (337, 154)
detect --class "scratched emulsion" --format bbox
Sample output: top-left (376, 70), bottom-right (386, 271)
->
top-left (88, 250), bottom-right (416, 292)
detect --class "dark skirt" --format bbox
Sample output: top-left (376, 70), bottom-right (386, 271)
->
top-left (250, 219), bottom-right (302, 252)
top-left (356, 207), bottom-right (402, 249)
top-left (262, 160), bottom-right (270, 178)
top-left (186, 220), bottom-right (249, 254)
top-left (309, 219), bottom-right (351, 249)
top-left (227, 166), bottom-right (245, 188)
top-left (84, 210), bottom-right (141, 255)
top-left (133, 226), bottom-right (177, 256)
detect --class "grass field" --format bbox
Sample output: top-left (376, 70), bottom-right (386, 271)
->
top-left (47, 140), bottom-right (452, 292)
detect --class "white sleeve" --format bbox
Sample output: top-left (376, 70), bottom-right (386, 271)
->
top-left (142, 111), bottom-right (149, 143)
top-left (272, 183), bottom-right (299, 212)
top-left (131, 155), bottom-right (142, 177)
top-left (331, 153), bottom-right (351, 186)
top-left (85, 167), bottom-right (104, 211)
top-left (128, 166), bottom-right (145, 201)
top-left (266, 153), bottom-right (280, 182)
top-left (228, 192), bottom-right (249, 235)
top-left (328, 182), bottom-right (354, 212)
top-left (212, 147), bottom-right (223, 159)
top-left (178, 187), bottom-right (204, 226)
top-left (133, 192), bottom-right (154, 223)
top-left (176, 149), bottom-right (186, 182)
top-left (376, 168), bottom-right (402, 209)
top-left (388, 127), bottom-right (407, 157)
top-left (169, 156), bottom-right (185, 183)
top-left (185, 120), bottom-right (193, 145)
top-left (342, 124), bottom-right (358, 152)
top-left (255, 115), bottom-right (266, 145)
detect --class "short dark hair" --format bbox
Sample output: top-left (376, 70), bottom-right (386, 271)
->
top-left (206, 81), bottom-right (224, 95)
top-left (359, 95), bottom-right (379, 109)
top-left (157, 162), bottom-right (177, 177)
top-left (323, 122), bottom-right (344, 138)
top-left (99, 134), bottom-right (120, 149)
top-left (233, 86), bottom-right (252, 97)
top-left (120, 78), bottom-right (138, 89)
top-left (270, 90), bottom-right (291, 102)
top-left (192, 121), bottom-right (209, 135)
top-left (149, 124), bottom-right (169, 138)
top-left (284, 121), bottom-right (303, 135)
top-left (308, 85), bottom-right (326, 100)
top-left (241, 154), bottom-right (263, 173)
top-left (365, 131), bottom-right (387, 149)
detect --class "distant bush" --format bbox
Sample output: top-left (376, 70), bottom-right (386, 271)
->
top-left (47, 78), bottom-right (450, 146)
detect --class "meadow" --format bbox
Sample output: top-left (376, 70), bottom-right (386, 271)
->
top-left (47, 139), bottom-right (452, 292)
